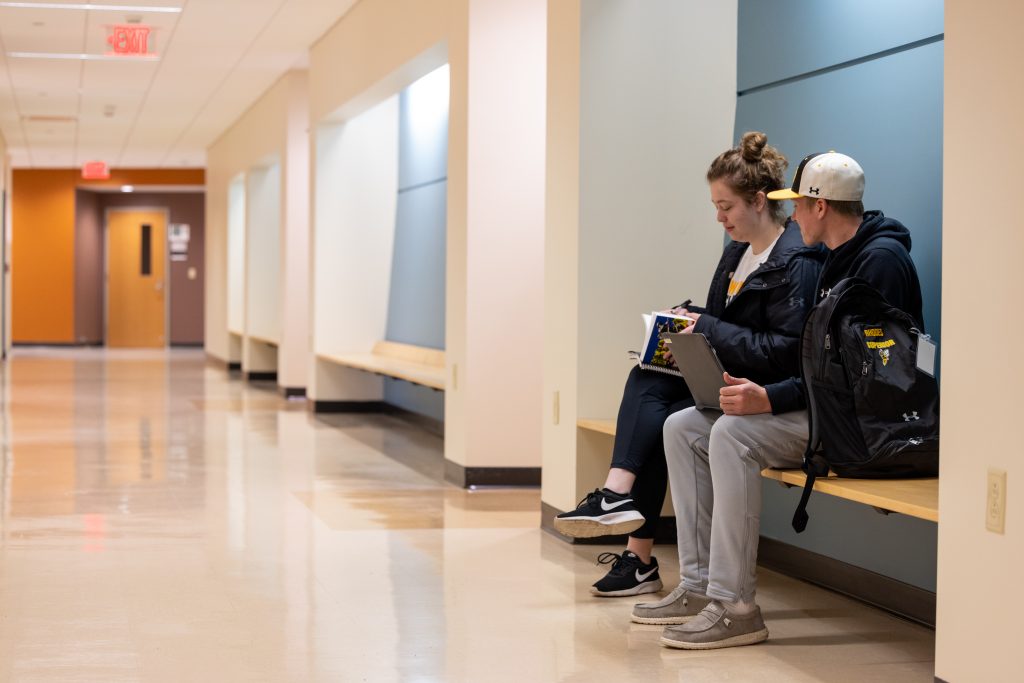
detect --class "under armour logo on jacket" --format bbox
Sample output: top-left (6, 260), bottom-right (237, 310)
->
top-left (819, 287), bottom-right (832, 300)
top-left (902, 411), bottom-right (920, 422)
top-left (808, 186), bottom-right (821, 195)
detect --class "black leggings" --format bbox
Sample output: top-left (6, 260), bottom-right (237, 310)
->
top-left (610, 365), bottom-right (694, 539)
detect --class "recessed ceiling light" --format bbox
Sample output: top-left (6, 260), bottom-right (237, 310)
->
top-left (0, 3), bottom-right (182, 13)
top-left (7, 51), bottom-right (158, 61)
top-left (22, 114), bottom-right (76, 123)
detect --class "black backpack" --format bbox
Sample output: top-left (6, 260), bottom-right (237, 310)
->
top-left (792, 278), bottom-right (939, 532)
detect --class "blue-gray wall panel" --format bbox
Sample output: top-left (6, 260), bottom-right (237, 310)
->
top-left (736, 21), bottom-right (942, 590)
top-left (761, 481), bottom-right (937, 590)
top-left (385, 70), bottom-right (448, 420)
top-left (736, 41), bottom-right (943, 340)
top-left (383, 377), bottom-right (445, 422)
top-left (398, 73), bottom-right (449, 191)
top-left (385, 182), bottom-right (447, 350)
top-left (738, 0), bottom-right (943, 92)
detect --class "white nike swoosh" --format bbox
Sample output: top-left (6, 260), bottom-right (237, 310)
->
top-left (600, 497), bottom-right (633, 511)
top-left (635, 568), bottom-right (657, 582)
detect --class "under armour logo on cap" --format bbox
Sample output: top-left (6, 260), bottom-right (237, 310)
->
top-left (808, 187), bottom-right (820, 195)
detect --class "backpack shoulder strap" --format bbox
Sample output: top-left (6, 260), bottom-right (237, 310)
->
top-left (793, 277), bottom-right (874, 533)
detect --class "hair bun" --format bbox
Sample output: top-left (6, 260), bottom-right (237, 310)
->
top-left (740, 131), bottom-right (767, 162)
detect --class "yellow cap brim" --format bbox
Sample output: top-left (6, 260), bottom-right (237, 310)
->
top-left (766, 188), bottom-right (802, 200)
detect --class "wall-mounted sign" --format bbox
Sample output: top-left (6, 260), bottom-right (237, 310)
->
top-left (169, 223), bottom-right (190, 258)
top-left (81, 161), bottom-right (109, 180)
top-left (107, 25), bottom-right (153, 56)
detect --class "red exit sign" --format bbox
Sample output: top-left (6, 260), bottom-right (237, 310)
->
top-left (107, 25), bottom-right (152, 56)
top-left (82, 161), bottom-right (109, 180)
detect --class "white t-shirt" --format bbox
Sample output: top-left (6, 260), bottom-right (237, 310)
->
top-left (726, 232), bottom-right (782, 305)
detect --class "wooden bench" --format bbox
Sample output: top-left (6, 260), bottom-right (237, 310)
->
top-left (577, 418), bottom-right (938, 522)
top-left (247, 333), bottom-right (278, 347)
top-left (317, 341), bottom-right (445, 390)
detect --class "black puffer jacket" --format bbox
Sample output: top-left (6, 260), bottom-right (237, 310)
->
top-left (685, 221), bottom-right (825, 414)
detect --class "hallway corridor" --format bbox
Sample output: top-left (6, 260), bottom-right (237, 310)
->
top-left (0, 350), bottom-right (934, 682)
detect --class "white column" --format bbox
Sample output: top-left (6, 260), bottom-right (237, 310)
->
top-left (936, 1), bottom-right (1024, 679)
top-left (444, 0), bottom-right (548, 477)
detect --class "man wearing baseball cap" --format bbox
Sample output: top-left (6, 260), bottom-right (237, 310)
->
top-left (650, 151), bottom-right (925, 651)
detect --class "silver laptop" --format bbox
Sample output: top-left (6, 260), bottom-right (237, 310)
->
top-left (663, 332), bottom-right (727, 411)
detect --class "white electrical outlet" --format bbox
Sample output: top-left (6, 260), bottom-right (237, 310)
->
top-left (986, 469), bottom-right (1007, 534)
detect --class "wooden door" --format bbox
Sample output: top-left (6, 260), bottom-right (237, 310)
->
top-left (108, 210), bottom-right (166, 348)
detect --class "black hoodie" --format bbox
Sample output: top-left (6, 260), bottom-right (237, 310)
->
top-left (766, 210), bottom-right (926, 413)
top-left (818, 210), bottom-right (924, 327)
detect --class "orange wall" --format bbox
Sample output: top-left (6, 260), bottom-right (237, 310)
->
top-left (12, 168), bottom-right (204, 343)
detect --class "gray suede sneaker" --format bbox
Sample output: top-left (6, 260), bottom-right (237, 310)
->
top-left (659, 601), bottom-right (769, 650)
top-left (631, 584), bottom-right (711, 624)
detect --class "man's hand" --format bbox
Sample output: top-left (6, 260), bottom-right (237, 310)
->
top-left (719, 373), bottom-right (772, 415)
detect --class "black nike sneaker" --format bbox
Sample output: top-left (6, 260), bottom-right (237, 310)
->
top-left (591, 551), bottom-right (663, 597)
top-left (553, 488), bottom-right (645, 538)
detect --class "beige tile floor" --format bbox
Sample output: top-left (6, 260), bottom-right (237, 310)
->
top-left (0, 349), bottom-right (935, 682)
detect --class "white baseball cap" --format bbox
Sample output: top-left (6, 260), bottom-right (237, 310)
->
top-left (767, 151), bottom-right (864, 201)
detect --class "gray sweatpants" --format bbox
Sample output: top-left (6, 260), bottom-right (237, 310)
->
top-left (663, 407), bottom-right (808, 604)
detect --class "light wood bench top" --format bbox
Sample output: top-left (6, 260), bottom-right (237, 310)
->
top-left (247, 334), bottom-right (278, 347)
top-left (318, 341), bottom-right (445, 391)
top-left (578, 418), bottom-right (938, 522)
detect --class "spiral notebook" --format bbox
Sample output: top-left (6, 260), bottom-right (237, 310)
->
top-left (627, 312), bottom-right (695, 377)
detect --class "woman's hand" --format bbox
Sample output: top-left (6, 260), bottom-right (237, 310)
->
top-left (718, 373), bottom-right (772, 415)
top-left (677, 308), bottom-right (700, 333)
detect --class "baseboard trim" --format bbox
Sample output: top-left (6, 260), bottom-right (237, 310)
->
top-left (245, 371), bottom-right (277, 382)
top-left (311, 400), bottom-right (389, 413)
top-left (540, 502), bottom-right (677, 545)
top-left (445, 460), bottom-right (541, 488)
top-left (281, 387), bottom-right (306, 399)
top-left (227, 361), bottom-right (241, 372)
top-left (935, 678), bottom-right (950, 683)
top-left (12, 342), bottom-right (80, 347)
top-left (756, 536), bottom-right (935, 627)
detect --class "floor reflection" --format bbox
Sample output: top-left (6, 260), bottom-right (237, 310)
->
top-left (0, 348), bottom-right (934, 682)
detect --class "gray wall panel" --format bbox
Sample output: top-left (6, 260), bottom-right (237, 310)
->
top-left (735, 41), bottom-right (943, 338)
top-left (384, 71), bottom-right (448, 420)
top-left (398, 69), bottom-right (449, 191)
top-left (737, 1), bottom-right (942, 591)
top-left (385, 182), bottom-right (447, 349)
top-left (738, 0), bottom-right (943, 92)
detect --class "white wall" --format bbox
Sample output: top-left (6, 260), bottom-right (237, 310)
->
top-left (542, 0), bottom-right (738, 511)
top-left (457, 0), bottom-right (547, 469)
top-left (227, 175), bottom-right (246, 335)
top-left (279, 72), bottom-right (311, 390)
top-left (206, 70), bottom-right (309, 388)
top-left (311, 98), bottom-right (399, 360)
top-left (1, 131), bottom-right (9, 357)
top-left (245, 163), bottom-right (282, 343)
top-left (936, 1), bottom-right (1024, 679)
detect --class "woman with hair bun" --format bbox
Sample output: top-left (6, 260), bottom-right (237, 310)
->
top-left (554, 132), bottom-right (823, 603)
